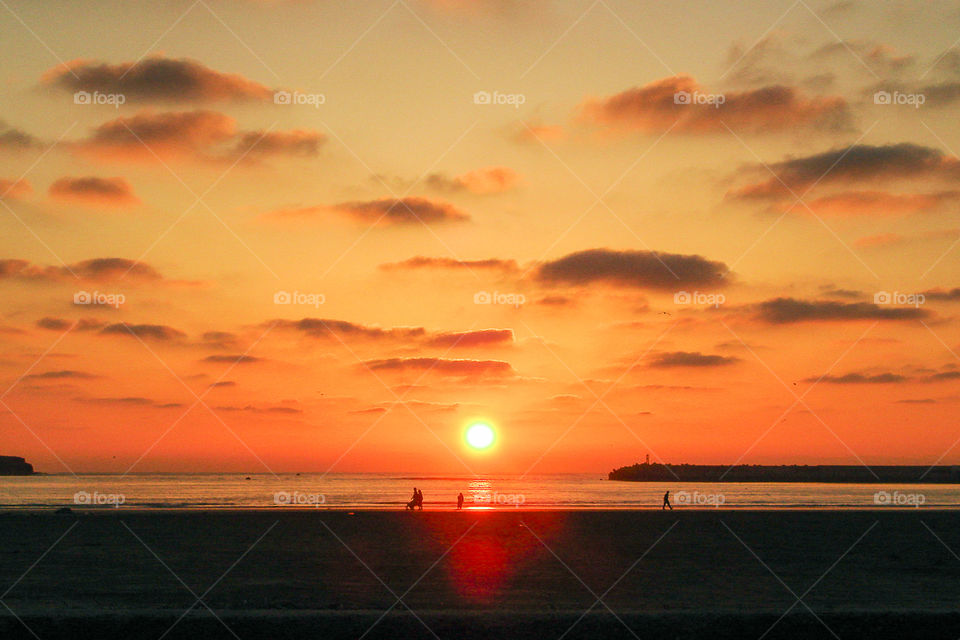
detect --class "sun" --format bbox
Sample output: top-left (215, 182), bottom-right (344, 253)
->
top-left (465, 422), bottom-right (495, 450)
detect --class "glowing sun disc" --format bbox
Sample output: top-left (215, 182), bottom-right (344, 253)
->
top-left (466, 423), bottom-right (495, 449)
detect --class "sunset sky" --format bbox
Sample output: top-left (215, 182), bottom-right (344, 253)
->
top-left (1, 0), bottom-right (960, 475)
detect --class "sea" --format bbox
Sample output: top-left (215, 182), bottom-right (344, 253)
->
top-left (2, 473), bottom-right (958, 509)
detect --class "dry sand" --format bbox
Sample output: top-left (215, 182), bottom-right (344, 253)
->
top-left (0, 509), bottom-right (957, 638)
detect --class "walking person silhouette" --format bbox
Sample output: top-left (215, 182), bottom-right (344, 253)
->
top-left (662, 490), bottom-right (672, 510)
top-left (457, 492), bottom-right (464, 510)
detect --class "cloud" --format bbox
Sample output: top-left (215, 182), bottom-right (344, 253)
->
top-left (378, 256), bottom-right (518, 271)
top-left (99, 323), bottom-right (187, 341)
top-left (855, 228), bottom-right (959, 249)
top-left (788, 190), bottom-right (959, 217)
top-left (929, 371), bottom-right (960, 381)
top-left (920, 287), bottom-right (960, 301)
top-left (79, 396), bottom-right (154, 405)
top-left (536, 295), bottom-right (575, 306)
top-left (42, 56), bottom-right (274, 103)
top-left (75, 110), bottom-right (236, 162)
top-left (580, 75), bottom-right (852, 134)
top-left (363, 357), bottom-right (515, 377)
top-left (74, 258), bottom-right (161, 281)
top-left (810, 41), bottom-right (914, 76)
top-left (374, 399), bottom-right (460, 413)
top-left (729, 144), bottom-right (960, 201)
top-left (804, 372), bottom-right (908, 384)
top-left (213, 404), bottom-right (302, 414)
top-left (232, 130), bottom-right (325, 159)
top-left (425, 329), bottom-right (514, 348)
top-left (74, 109), bottom-right (320, 164)
top-left (263, 197), bottom-right (469, 225)
top-left (350, 407), bottom-right (387, 415)
top-left (649, 351), bottom-right (739, 367)
top-left (268, 317), bottom-right (516, 353)
top-left (23, 369), bottom-right (97, 380)
top-left (818, 285), bottom-right (863, 299)
top-left (200, 331), bottom-right (239, 349)
top-left (268, 318), bottom-right (427, 341)
top-left (202, 355), bottom-right (263, 364)
top-left (918, 81), bottom-right (960, 107)
top-left (76, 395), bottom-right (183, 409)
top-left (425, 166), bottom-right (520, 194)
top-left (754, 297), bottom-right (928, 323)
top-left (338, 197), bottom-right (468, 225)
top-left (36, 317), bottom-right (108, 332)
top-left (0, 122), bottom-right (42, 151)
top-left (208, 381), bottom-right (236, 388)
top-left (536, 248), bottom-right (728, 290)
top-left (49, 176), bottom-right (141, 207)
top-left (0, 178), bottom-right (31, 199)
top-left (0, 257), bottom-right (162, 283)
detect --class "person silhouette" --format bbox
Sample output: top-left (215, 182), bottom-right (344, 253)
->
top-left (406, 487), bottom-right (418, 510)
top-left (457, 492), bottom-right (464, 510)
top-left (662, 491), bottom-right (672, 510)
top-left (416, 488), bottom-right (423, 510)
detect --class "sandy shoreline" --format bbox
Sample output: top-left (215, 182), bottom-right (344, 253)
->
top-left (1, 510), bottom-right (958, 638)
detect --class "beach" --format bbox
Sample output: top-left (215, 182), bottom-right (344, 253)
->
top-left (1, 509), bottom-right (958, 638)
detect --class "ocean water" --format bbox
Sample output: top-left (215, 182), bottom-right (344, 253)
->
top-left (1, 473), bottom-right (959, 509)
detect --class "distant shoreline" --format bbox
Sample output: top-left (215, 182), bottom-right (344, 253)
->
top-left (609, 462), bottom-right (960, 483)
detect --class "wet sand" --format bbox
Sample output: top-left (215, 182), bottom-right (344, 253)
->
top-left (1, 509), bottom-right (958, 638)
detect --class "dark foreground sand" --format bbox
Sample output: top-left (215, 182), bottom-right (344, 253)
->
top-left (1, 509), bottom-right (958, 638)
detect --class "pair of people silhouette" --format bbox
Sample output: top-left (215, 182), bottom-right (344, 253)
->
top-left (406, 487), bottom-right (423, 510)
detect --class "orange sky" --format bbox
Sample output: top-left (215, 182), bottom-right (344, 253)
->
top-left (1, 0), bottom-right (960, 474)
